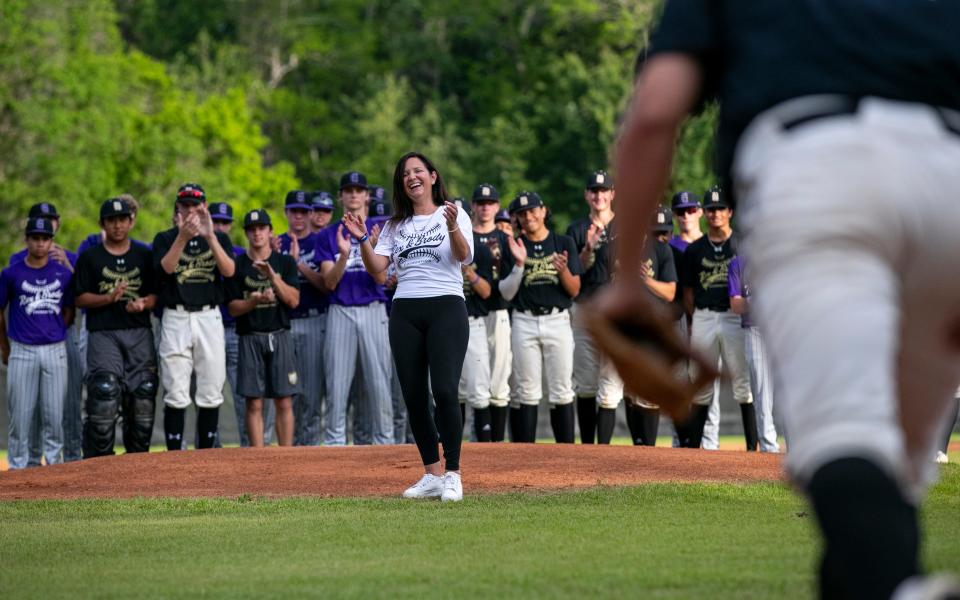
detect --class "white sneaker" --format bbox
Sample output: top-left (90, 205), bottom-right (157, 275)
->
top-left (402, 473), bottom-right (444, 499)
top-left (441, 472), bottom-right (463, 503)
top-left (935, 451), bottom-right (949, 465)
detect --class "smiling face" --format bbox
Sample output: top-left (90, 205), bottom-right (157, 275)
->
top-left (244, 224), bottom-right (272, 250)
top-left (705, 206), bottom-right (732, 229)
top-left (402, 157), bottom-right (437, 205)
top-left (584, 187), bottom-right (615, 213)
top-left (516, 206), bottom-right (547, 237)
top-left (102, 215), bottom-right (133, 244)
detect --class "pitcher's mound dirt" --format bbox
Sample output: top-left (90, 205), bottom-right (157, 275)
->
top-left (0, 444), bottom-right (784, 501)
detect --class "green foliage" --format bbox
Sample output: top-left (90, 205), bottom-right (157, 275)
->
top-left (0, 0), bottom-right (717, 258)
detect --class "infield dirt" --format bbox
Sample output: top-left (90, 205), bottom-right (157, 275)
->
top-left (0, 443), bottom-right (787, 501)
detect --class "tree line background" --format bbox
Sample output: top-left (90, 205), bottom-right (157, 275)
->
top-left (0, 0), bottom-right (716, 257)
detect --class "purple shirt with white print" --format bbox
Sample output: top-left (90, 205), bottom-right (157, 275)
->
top-left (315, 220), bottom-right (387, 306)
top-left (0, 259), bottom-right (74, 344)
top-left (727, 255), bottom-right (753, 329)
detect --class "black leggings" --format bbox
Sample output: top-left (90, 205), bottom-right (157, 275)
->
top-left (389, 296), bottom-right (469, 471)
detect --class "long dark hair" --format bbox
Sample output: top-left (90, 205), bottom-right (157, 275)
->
top-left (389, 151), bottom-right (449, 225)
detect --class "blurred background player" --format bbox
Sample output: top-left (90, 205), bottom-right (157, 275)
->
top-left (278, 190), bottom-right (328, 446)
top-left (74, 198), bottom-right (157, 457)
top-left (494, 209), bottom-right (513, 237)
top-left (153, 183), bottom-right (236, 451)
top-left (499, 192), bottom-right (581, 443)
top-left (309, 191), bottom-right (335, 233)
top-left (0, 218), bottom-right (74, 468)
top-left (566, 171), bottom-right (617, 444)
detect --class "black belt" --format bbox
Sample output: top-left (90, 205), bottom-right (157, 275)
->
top-left (782, 96), bottom-right (960, 137)
top-left (169, 304), bottom-right (215, 312)
top-left (519, 307), bottom-right (567, 316)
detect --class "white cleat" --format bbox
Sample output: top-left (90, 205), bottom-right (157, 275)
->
top-left (441, 472), bottom-right (463, 503)
top-left (892, 574), bottom-right (960, 600)
top-left (935, 451), bottom-right (949, 465)
top-left (402, 473), bottom-right (444, 499)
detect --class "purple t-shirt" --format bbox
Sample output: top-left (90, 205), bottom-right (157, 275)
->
top-left (315, 220), bottom-right (387, 306)
top-left (279, 231), bottom-right (329, 317)
top-left (668, 236), bottom-right (689, 253)
top-left (220, 244), bottom-right (246, 326)
top-left (727, 255), bottom-right (753, 329)
top-left (0, 259), bottom-right (74, 344)
top-left (10, 247), bottom-right (78, 268)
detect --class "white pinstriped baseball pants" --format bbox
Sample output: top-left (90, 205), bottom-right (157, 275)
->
top-left (737, 96), bottom-right (960, 501)
top-left (6, 340), bottom-right (67, 469)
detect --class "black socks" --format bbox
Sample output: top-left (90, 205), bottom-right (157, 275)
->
top-left (808, 458), bottom-right (920, 599)
top-left (490, 405), bottom-right (508, 442)
top-left (576, 396), bottom-right (597, 444)
top-left (196, 407), bottom-right (220, 449)
top-left (740, 403), bottom-right (759, 451)
top-left (550, 403), bottom-right (575, 444)
top-left (164, 406), bottom-right (186, 451)
top-left (474, 407), bottom-right (492, 442)
top-left (596, 407), bottom-right (616, 444)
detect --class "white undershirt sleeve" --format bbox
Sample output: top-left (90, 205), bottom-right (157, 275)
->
top-left (498, 263), bottom-right (523, 301)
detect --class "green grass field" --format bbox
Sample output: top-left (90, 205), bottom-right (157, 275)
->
top-left (0, 457), bottom-right (957, 598)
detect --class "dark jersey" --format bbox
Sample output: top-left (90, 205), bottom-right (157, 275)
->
top-left (463, 234), bottom-right (495, 318)
top-left (152, 229), bottom-right (236, 308)
top-left (648, 0), bottom-right (960, 191)
top-left (476, 228), bottom-right (512, 312)
top-left (682, 234), bottom-right (738, 311)
top-left (512, 231), bottom-right (582, 313)
top-left (668, 241), bottom-right (687, 320)
top-left (74, 243), bottom-right (155, 331)
top-left (643, 240), bottom-right (678, 300)
top-left (226, 252), bottom-right (300, 335)
top-left (566, 217), bottom-right (615, 301)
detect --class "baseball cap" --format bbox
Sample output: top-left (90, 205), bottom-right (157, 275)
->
top-left (508, 191), bottom-right (544, 215)
top-left (494, 209), bottom-right (512, 223)
top-left (25, 217), bottom-right (55, 237)
top-left (368, 185), bottom-right (388, 204)
top-left (209, 202), bottom-right (234, 222)
top-left (339, 171), bottom-right (368, 190)
top-left (311, 191), bottom-right (334, 212)
top-left (472, 183), bottom-right (500, 203)
top-left (652, 206), bottom-right (673, 233)
top-left (243, 209), bottom-right (272, 229)
top-left (285, 190), bottom-right (312, 211)
top-left (100, 198), bottom-right (134, 220)
top-left (370, 194), bottom-right (393, 218)
top-left (452, 197), bottom-right (471, 218)
top-left (27, 202), bottom-right (59, 219)
top-left (586, 170), bottom-right (614, 190)
top-left (176, 183), bottom-right (206, 204)
top-left (702, 186), bottom-right (729, 209)
top-left (671, 191), bottom-right (700, 211)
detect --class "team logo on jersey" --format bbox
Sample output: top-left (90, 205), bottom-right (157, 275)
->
top-left (522, 254), bottom-right (559, 286)
top-left (19, 279), bottom-right (64, 315)
top-left (98, 265), bottom-right (142, 301)
top-left (698, 257), bottom-right (732, 290)
top-left (243, 274), bottom-right (276, 308)
top-left (175, 249), bottom-right (216, 284)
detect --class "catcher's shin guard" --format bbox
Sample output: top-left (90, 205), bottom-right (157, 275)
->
top-left (123, 376), bottom-right (157, 453)
top-left (596, 407), bottom-right (616, 444)
top-left (83, 373), bottom-right (121, 458)
top-left (576, 396), bottom-right (597, 444)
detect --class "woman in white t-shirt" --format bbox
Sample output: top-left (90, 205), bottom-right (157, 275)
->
top-left (343, 151), bottom-right (473, 502)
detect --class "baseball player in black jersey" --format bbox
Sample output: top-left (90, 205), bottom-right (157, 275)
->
top-left (499, 192), bottom-right (582, 443)
top-left (227, 210), bottom-right (301, 447)
top-left (74, 198), bottom-right (158, 456)
top-left (681, 189), bottom-right (757, 451)
top-left (622, 206), bottom-right (678, 446)
top-left (153, 183), bottom-right (236, 450)
top-left (566, 171), bottom-right (618, 444)
top-left (598, 2), bottom-right (960, 596)
top-left (471, 183), bottom-right (513, 441)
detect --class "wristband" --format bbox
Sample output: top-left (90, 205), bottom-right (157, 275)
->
top-left (448, 226), bottom-right (458, 233)
top-left (357, 234), bottom-right (369, 244)
top-left (469, 273), bottom-right (480, 285)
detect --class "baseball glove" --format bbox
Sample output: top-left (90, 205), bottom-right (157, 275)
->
top-left (582, 298), bottom-right (719, 421)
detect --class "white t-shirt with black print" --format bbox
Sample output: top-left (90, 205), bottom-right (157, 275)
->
top-left (374, 205), bottom-right (474, 300)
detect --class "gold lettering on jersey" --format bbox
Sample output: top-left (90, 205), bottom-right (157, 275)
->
top-left (244, 275), bottom-right (276, 309)
top-left (99, 266), bottom-right (142, 301)
top-left (175, 249), bottom-right (216, 284)
top-left (699, 257), bottom-right (731, 290)
top-left (523, 254), bottom-right (559, 286)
